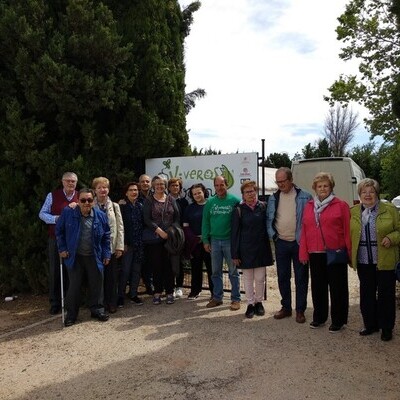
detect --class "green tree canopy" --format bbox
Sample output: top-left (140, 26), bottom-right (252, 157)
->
top-left (325, 0), bottom-right (400, 142)
top-left (0, 0), bottom-right (193, 294)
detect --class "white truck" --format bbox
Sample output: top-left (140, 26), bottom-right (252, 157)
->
top-left (291, 157), bottom-right (366, 206)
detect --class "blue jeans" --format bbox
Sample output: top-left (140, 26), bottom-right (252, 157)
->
top-left (118, 247), bottom-right (141, 298)
top-left (275, 239), bottom-right (309, 312)
top-left (210, 239), bottom-right (240, 302)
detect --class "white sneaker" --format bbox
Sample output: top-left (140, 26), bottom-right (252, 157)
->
top-left (174, 288), bottom-right (183, 298)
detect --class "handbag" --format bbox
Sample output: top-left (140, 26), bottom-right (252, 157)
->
top-left (326, 248), bottom-right (348, 266)
top-left (318, 221), bottom-right (349, 266)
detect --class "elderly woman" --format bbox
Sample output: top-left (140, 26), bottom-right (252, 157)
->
top-left (299, 172), bottom-right (351, 333)
top-left (182, 183), bottom-right (213, 300)
top-left (350, 179), bottom-right (400, 341)
top-left (143, 175), bottom-right (180, 305)
top-left (92, 177), bottom-right (124, 313)
top-left (231, 181), bottom-right (273, 318)
top-left (118, 182), bottom-right (144, 307)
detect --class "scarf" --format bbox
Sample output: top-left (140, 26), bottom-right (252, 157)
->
top-left (313, 193), bottom-right (335, 226)
top-left (361, 202), bottom-right (378, 226)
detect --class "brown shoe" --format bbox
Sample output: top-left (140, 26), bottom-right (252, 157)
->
top-left (273, 308), bottom-right (292, 319)
top-left (206, 299), bottom-right (223, 308)
top-left (230, 301), bottom-right (241, 311)
top-left (296, 311), bottom-right (306, 323)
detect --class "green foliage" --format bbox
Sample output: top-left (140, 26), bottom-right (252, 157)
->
top-left (0, 0), bottom-right (192, 294)
top-left (191, 146), bottom-right (221, 155)
top-left (300, 139), bottom-right (332, 159)
top-left (381, 139), bottom-right (400, 198)
top-left (348, 141), bottom-right (382, 181)
top-left (325, 0), bottom-right (400, 141)
top-left (263, 152), bottom-right (291, 168)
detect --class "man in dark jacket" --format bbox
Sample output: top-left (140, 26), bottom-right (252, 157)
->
top-left (56, 188), bottom-right (111, 327)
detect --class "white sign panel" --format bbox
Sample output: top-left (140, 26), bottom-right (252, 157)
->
top-left (145, 153), bottom-right (258, 198)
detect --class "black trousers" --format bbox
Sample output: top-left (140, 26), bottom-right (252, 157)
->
top-left (104, 254), bottom-right (119, 308)
top-left (309, 253), bottom-right (349, 326)
top-left (66, 255), bottom-right (104, 319)
top-left (357, 263), bottom-right (396, 330)
top-left (190, 243), bottom-right (213, 296)
top-left (147, 241), bottom-right (174, 295)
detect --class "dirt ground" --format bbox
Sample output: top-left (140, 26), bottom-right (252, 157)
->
top-left (0, 266), bottom-right (399, 400)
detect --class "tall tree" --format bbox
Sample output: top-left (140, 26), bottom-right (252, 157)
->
top-left (263, 152), bottom-right (291, 168)
top-left (300, 139), bottom-right (332, 159)
top-left (323, 104), bottom-right (359, 156)
top-left (325, 0), bottom-right (400, 142)
top-left (348, 141), bottom-right (382, 182)
top-left (0, 0), bottom-right (194, 294)
top-left (381, 139), bottom-right (400, 198)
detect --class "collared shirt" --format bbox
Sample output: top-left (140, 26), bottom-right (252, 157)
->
top-left (357, 205), bottom-right (378, 265)
top-left (77, 210), bottom-right (94, 256)
top-left (39, 190), bottom-right (77, 224)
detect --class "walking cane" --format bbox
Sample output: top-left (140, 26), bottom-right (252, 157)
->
top-left (60, 256), bottom-right (65, 326)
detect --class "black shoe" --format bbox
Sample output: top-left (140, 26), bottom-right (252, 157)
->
top-left (329, 324), bottom-right (343, 333)
top-left (130, 296), bottom-right (144, 305)
top-left (64, 315), bottom-right (76, 327)
top-left (381, 329), bottom-right (393, 342)
top-left (359, 327), bottom-right (379, 336)
top-left (310, 321), bottom-right (325, 329)
top-left (254, 302), bottom-right (265, 316)
top-left (245, 304), bottom-right (255, 319)
top-left (50, 305), bottom-right (61, 315)
top-left (117, 297), bottom-right (124, 308)
top-left (91, 311), bottom-right (110, 322)
top-left (146, 286), bottom-right (155, 295)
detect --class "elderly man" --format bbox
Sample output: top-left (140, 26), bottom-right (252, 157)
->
top-left (138, 174), bottom-right (151, 203)
top-left (39, 172), bottom-right (79, 314)
top-left (202, 176), bottom-right (241, 310)
top-left (267, 167), bottom-right (312, 323)
top-left (56, 188), bottom-right (111, 327)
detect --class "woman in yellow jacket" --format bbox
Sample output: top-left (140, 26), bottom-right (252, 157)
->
top-left (350, 178), bottom-right (400, 341)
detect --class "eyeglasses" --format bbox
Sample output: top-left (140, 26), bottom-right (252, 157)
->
top-left (79, 198), bottom-right (94, 203)
top-left (275, 179), bottom-right (288, 185)
top-left (243, 190), bottom-right (256, 194)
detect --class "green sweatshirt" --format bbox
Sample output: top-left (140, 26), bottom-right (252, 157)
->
top-left (202, 193), bottom-right (240, 243)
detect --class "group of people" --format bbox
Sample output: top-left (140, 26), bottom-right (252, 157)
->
top-left (269, 167), bottom-right (399, 342)
top-left (39, 168), bottom-right (399, 342)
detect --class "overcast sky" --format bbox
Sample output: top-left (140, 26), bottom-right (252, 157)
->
top-left (179, 0), bottom-right (372, 157)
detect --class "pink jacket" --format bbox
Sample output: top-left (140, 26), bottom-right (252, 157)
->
top-left (299, 197), bottom-right (351, 262)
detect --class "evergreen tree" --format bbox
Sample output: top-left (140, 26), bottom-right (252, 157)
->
top-left (0, 0), bottom-right (191, 294)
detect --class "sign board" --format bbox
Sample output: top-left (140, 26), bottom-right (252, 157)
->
top-left (145, 153), bottom-right (258, 198)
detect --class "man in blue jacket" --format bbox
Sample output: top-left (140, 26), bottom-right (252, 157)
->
top-left (56, 188), bottom-right (111, 327)
top-left (267, 167), bottom-right (312, 324)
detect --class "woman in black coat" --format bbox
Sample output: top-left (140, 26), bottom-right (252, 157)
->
top-left (231, 180), bottom-right (273, 318)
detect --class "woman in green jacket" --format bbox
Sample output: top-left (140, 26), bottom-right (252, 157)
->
top-left (350, 178), bottom-right (400, 341)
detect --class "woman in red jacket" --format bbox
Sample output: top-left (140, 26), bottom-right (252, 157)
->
top-left (299, 172), bottom-right (351, 333)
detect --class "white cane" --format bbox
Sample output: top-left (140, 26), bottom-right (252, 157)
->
top-left (60, 256), bottom-right (65, 325)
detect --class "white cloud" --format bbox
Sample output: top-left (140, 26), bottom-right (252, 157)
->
top-left (180, 0), bottom-right (373, 156)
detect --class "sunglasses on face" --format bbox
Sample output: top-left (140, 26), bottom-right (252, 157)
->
top-left (79, 198), bottom-right (94, 203)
